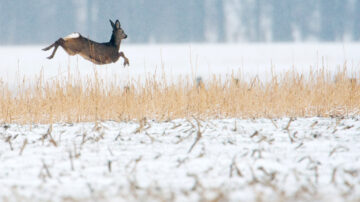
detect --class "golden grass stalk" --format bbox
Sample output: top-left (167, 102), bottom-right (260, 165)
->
top-left (0, 66), bottom-right (359, 124)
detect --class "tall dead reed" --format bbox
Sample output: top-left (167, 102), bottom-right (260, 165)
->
top-left (0, 66), bottom-right (359, 124)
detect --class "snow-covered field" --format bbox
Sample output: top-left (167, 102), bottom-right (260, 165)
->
top-left (1, 43), bottom-right (360, 85)
top-left (1, 43), bottom-right (360, 202)
top-left (1, 117), bottom-right (360, 202)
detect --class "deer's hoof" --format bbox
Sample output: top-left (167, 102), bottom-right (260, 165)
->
top-left (123, 60), bottom-right (130, 67)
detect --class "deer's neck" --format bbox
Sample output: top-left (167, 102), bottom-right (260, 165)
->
top-left (109, 34), bottom-right (121, 51)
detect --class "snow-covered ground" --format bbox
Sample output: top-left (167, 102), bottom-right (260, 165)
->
top-left (1, 43), bottom-right (360, 86)
top-left (1, 117), bottom-right (360, 202)
top-left (1, 44), bottom-right (360, 201)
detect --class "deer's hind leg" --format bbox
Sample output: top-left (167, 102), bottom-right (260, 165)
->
top-left (42, 43), bottom-right (55, 51)
top-left (42, 38), bottom-right (65, 59)
top-left (61, 44), bottom-right (79, 56)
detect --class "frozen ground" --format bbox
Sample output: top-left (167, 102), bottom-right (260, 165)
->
top-left (0, 43), bottom-right (360, 87)
top-left (1, 117), bottom-right (360, 202)
top-left (0, 43), bottom-right (360, 201)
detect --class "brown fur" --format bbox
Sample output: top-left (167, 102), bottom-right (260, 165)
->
top-left (43, 19), bottom-right (129, 66)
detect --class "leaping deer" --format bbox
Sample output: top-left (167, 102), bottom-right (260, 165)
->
top-left (42, 19), bottom-right (129, 66)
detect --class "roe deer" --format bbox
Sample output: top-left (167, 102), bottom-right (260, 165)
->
top-left (42, 19), bottom-right (129, 66)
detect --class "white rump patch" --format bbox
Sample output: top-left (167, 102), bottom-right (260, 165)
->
top-left (64, 32), bottom-right (80, 40)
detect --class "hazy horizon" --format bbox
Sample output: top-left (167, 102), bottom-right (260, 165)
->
top-left (1, 0), bottom-right (360, 45)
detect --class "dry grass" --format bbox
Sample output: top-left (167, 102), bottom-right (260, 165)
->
top-left (0, 66), bottom-right (359, 124)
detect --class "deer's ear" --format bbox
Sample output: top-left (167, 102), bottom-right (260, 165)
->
top-left (115, 20), bottom-right (121, 29)
top-left (109, 20), bottom-right (115, 29)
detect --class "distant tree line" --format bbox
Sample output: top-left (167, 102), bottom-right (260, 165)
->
top-left (0, 0), bottom-right (359, 44)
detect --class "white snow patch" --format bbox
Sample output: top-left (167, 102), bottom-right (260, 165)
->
top-left (64, 32), bottom-right (80, 40)
top-left (0, 43), bottom-right (360, 89)
top-left (0, 117), bottom-right (360, 201)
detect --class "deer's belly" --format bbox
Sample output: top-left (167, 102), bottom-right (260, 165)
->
top-left (79, 52), bottom-right (114, 65)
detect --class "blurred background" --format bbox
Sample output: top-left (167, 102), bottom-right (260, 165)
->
top-left (1, 0), bottom-right (360, 45)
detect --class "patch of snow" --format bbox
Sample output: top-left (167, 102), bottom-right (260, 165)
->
top-left (0, 43), bottom-right (359, 89)
top-left (0, 117), bottom-right (359, 201)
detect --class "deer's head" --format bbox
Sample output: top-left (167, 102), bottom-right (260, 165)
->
top-left (109, 19), bottom-right (127, 48)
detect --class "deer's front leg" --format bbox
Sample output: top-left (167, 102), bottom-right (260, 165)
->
top-left (119, 52), bottom-right (129, 66)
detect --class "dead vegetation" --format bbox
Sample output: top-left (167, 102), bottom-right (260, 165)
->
top-left (1, 117), bottom-right (360, 202)
top-left (0, 66), bottom-right (359, 124)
